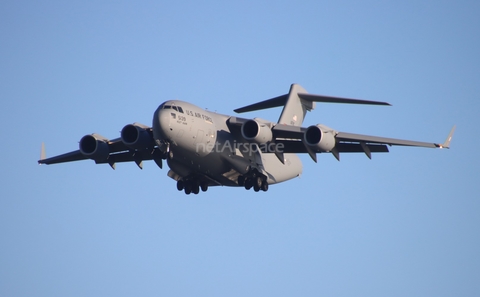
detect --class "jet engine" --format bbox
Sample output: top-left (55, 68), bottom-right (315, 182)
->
top-left (79, 134), bottom-right (109, 160)
top-left (303, 124), bottom-right (336, 152)
top-left (121, 123), bottom-right (154, 150)
top-left (241, 119), bottom-right (273, 144)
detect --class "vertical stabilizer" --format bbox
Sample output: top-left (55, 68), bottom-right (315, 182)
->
top-left (277, 84), bottom-right (315, 126)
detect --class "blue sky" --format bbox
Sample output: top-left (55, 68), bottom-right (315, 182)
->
top-left (1, 1), bottom-right (479, 296)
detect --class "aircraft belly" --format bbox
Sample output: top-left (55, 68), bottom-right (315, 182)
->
top-left (166, 147), bottom-right (238, 186)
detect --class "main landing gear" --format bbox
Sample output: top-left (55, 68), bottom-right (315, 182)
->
top-left (237, 170), bottom-right (268, 192)
top-left (176, 179), bottom-right (209, 195)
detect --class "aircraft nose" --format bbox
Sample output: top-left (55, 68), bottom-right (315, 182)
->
top-left (152, 105), bottom-right (171, 142)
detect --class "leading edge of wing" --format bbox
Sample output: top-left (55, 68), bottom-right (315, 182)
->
top-left (336, 131), bottom-right (443, 148)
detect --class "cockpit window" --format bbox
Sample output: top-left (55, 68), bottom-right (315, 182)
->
top-left (162, 104), bottom-right (183, 113)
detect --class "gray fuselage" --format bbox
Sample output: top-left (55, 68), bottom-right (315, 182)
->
top-left (152, 100), bottom-right (302, 187)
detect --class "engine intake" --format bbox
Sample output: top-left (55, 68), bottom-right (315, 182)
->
top-left (304, 124), bottom-right (336, 152)
top-left (121, 123), bottom-right (154, 150)
top-left (241, 119), bottom-right (273, 144)
top-left (79, 134), bottom-right (109, 160)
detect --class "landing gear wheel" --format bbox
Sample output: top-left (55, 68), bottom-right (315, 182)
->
top-left (253, 184), bottom-right (260, 192)
top-left (255, 176), bottom-right (263, 188)
top-left (192, 182), bottom-right (200, 195)
top-left (200, 182), bottom-right (208, 192)
top-left (192, 185), bottom-right (200, 195)
top-left (244, 178), bottom-right (253, 190)
top-left (168, 151), bottom-right (174, 159)
top-left (261, 181), bottom-right (269, 192)
top-left (177, 180), bottom-right (184, 191)
top-left (184, 184), bottom-right (192, 195)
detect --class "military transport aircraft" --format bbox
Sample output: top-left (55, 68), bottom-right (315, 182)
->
top-left (38, 84), bottom-right (455, 194)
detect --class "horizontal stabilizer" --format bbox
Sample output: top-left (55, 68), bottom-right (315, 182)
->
top-left (234, 94), bottom-right (288, 113)
top-left (297, 93), bottom-right (391, 106)
top-left (234, 86), bottom-right (390, 114)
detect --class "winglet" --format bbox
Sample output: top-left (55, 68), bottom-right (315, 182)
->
top-left (39, 142), bottom-right (46, 164)
top-left (436, 125), bottom-right (456, 149)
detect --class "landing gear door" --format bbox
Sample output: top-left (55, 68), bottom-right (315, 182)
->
top-left (252, 144), bottom-right (266, 174)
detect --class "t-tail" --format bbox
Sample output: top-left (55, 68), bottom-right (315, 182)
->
top-left (234, 83), bottom-right (391, 126)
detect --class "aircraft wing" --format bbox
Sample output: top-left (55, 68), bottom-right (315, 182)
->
top-left (273, 124), bottom-right (455, 161)
top-left (38, 149), bottom-right (88, 165)
top-left (275, 139), bottom-right (390, 154)
top-left (38, 125), bottom-right (166, 169)
top-left (38, 136), bottom-right (125, 165)
top-left (228, 117), bottom-right (455, 161)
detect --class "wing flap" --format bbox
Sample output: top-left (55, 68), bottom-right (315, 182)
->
top-left (94, 149), bottom-right (165, 164)
top-left (275, 140), bottom-right (389, 154)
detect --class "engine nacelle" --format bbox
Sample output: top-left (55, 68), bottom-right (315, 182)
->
top-left (121, 123), bottom-right (154, 150)
top-left (303, 124), bottom-right (336, 152)
top-left (79, 134), bottom-right (109, 160)
top-left (241, 119), bottom-right (273, 144)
